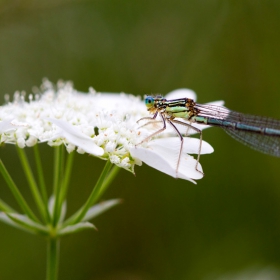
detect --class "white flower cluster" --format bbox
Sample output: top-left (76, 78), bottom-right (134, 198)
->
top-left (0, 80), bottom-right (218, 183)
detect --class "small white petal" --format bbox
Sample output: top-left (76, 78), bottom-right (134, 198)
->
top-left (110, 155), bottom-right (120, 164)
top-left (105, 141), bottom-right (116, 153)
top-left (165, 88), bottom-right (197, 101)
top-left (17, 137), bottom-right (26, 148)
top-left (26, 136), bottom-right (37, 147)
top-left (66, 143), bottom-right (75, 153)
top-left (207, 100), bottom-right (225, 106)
top-left (47, 118), bottom-right (104, 156)
top-left (131, 145), bottom-right (201, 183)
top-left (77, 147), bottom-right (86, 154)
top-left (119, 157), bottom-right (131, 169)
top-left (148, 137), bottom-right (214, 155)
top-left (0, 120), bottom-right (15, 133)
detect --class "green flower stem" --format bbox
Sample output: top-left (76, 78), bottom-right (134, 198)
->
top-left (97, 165), bottom-right (120, 199)
top-left (58, 152), bottom-right (74, 206)
top-left (47, 237), bottom-right (60, 280)
top-left (53, 147), bottom-right (61, 195)
top-left (0, 198), bottom-right (16, 213)
top-left (0, 159), bottom-right (39, 222)
top-left (52, 146), bottom-right (64, 226)
top-left (17, 147), bottom-right (47, 222)
top-left (33, 145), bottom-right (48, 203)
top-left (64, 160), bottom-right (113, 226)
top-left (33, 145), bottom-right (51, 222)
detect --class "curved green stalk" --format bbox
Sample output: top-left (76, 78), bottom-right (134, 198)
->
top-left (97, 165), bottom-right (120, 199)
top-left (52, 146), bottom-right (64, 226)
top-left (0, 159), bottom-right (39, 222)
top-left (33, 145), bottom-right (48, 203)
top-left (63, 160), bottom-right (113, 226)
top-left (33, 145), bottom-right (51, 222)
top-left (58, 152), bottom-right (74, 207)
top-left (16, 147), bottom-right (47, 222)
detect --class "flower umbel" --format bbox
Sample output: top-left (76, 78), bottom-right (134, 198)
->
top-left (0, 80), bottom-right (222, 182)
top-left (0, 80), bottom-right (144, 173)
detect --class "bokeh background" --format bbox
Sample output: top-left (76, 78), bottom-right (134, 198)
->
top-left (1, 1), bottom-right (280, 279)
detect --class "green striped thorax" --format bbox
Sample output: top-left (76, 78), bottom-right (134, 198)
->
top-left (144, 95), bottom-right (198, 120)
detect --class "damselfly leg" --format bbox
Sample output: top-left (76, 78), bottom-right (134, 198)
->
top-left (137, 112), bottom-right (203, 175)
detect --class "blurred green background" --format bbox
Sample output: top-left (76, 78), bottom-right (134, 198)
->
top-left (1, 1), bottom-right (280, 279)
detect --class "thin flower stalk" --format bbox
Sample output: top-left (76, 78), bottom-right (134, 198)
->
top-left (58, 151), bottom-right (74, 206)
top-left (16, 146), bottom-right (48, 222)
top-left (63, 160), bottom-right (114, 227)
top-left (0, 159), bottom-right (39, 222)
top-left (33, 145), bottom-right (49, 207)
top-left (52, 146), bottom-right (65, 226)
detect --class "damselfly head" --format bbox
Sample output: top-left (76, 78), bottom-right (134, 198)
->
top-left (144, 96), bottom-right (155, 109)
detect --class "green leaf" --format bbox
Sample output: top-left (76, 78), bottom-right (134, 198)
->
top-left (57, 222), bottom-right (96, 236)
top-left (0, 212), bottom-right (33, 233)
top-left (82, 199), bottom-right (122, 222)
top-left (5, 213), bottom-right (49, 235)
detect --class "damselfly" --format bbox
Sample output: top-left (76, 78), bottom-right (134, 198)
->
top-left (137, 95), bottom-right (280, 173)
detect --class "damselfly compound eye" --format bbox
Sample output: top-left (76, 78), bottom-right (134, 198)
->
top-left (145, 96), bottom-right (155, 109)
